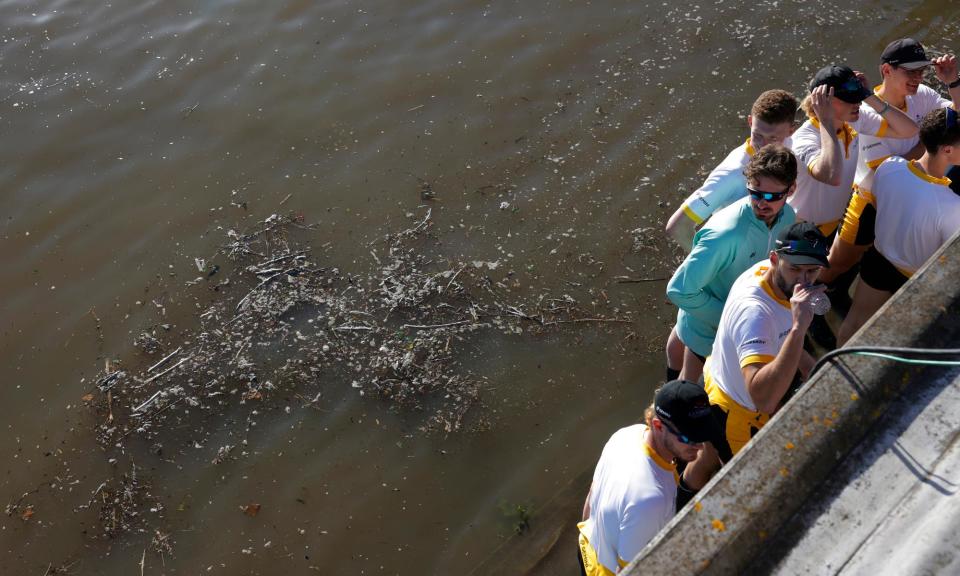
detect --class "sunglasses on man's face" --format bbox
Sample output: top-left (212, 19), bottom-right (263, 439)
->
top-left (747, 185), bottom-right (790, 202)
top-left (662, 420), bottom-right (697, 446)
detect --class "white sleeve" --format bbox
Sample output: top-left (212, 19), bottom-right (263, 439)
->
top-left (791, 126), bottom-right (821, 169)
top-left (731, 301), bottom-right (780, 367)
top-left (919, 84), bottom-right (952, 111)
top-left (854, 107), bottom-right (884, 136)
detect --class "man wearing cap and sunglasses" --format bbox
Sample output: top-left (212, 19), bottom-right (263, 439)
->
top-left (790, 64), bottom-right (918, 236)
top-left (820, 39), bottom-right (960, 300)
top-left (577, 380), bottom-right (720, 576)
top-left (666, 144), bottom-right (797, 384)
top-left (680, 222), bottom-right (830, 492)
top-left (837, 107), bottom-right (960, 345)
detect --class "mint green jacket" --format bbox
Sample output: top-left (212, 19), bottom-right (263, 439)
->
top-left (667, 196), bottom-right (796, 357)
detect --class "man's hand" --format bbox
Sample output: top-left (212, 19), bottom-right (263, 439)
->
top-left (810, 85), bottom-right (836, 129)
top-left (933, 54), bottom-right (959, 85)
top-left (790, 283), bottom-right (826, 332)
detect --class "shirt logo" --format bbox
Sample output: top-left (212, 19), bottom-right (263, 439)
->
top-left (744, 338), bottom-right (766, 346)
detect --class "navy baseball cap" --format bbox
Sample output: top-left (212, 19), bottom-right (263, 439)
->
top-left (881, 38), bottom-right (932, 70)
top-left (809, 65), bottom-right (872, 104)
top-left (654, 380), bottom-right (720, 444)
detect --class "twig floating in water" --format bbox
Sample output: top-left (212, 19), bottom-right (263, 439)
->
top-left (402, 320), bottom-right (471, 330)
top-left (147, 347), bottom-right (182, 373)
top-left (614, 276), bottom-right (668, 284)
top-left (142, 357), bottom-right (189, 384)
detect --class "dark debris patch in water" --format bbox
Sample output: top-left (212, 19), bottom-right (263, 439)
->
top-left (80, 208), bottom-right (636, 545)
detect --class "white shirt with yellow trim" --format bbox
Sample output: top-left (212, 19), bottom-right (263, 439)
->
top-left (579, 424), bottom-right (678, 574)
top-left (856, 84), bottom-right (951, 184)
top-left (873, 156), bottom-right (960, 275)
top-left (707, 260), bottom-right (793, 412)
top-left (790, 113), bottom-right (884, 226)
top-left (680, 138), bottom-right (757, 225)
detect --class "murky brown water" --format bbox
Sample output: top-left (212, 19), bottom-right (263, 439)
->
top-left (2, 1), bottom-right (958, 574)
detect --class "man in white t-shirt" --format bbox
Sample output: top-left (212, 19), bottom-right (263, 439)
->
top-left (680, 223), bottom-right (829, 492)
top-left (790, 64), bottom-right (918, 234)
top-left (577, 380), bottom-right (720, 576)
top-left (838, 107), bottom-right (960, 344)
top-left (823, 39), bottom-right (959, 290)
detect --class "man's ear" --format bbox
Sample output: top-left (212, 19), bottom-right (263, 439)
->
top-left (770, 251), bottom-right (780, 265)
top-left (787, 182), bottom-right (797, 197)
top-left (747, 114), bottom-right (754, 130)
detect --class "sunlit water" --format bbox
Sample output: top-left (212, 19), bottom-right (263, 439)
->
top-left (1, 1), bottom-right (956, 574)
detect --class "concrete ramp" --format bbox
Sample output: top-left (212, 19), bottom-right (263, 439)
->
top-left (750, 366), bottom-right (960, 575)
top-left (625, 231), bottom-right (960, 575)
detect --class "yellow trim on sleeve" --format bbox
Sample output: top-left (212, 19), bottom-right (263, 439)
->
top-left (875, 118), bottom-right (889, 138)
top-left (745, 137), bottom-right (756, 157)
top-left (741, 354), bottom-right (775, 368)
top-left (907, 160), bottom-right (952, 186)
top-left (682, 203), bottom-right (705, 225)
top-left (618, 557), bottom-right (629, 569)
top-left (866, 155), bottom-right (890, 170)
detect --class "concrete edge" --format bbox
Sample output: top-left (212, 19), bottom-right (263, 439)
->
top-left (623, 229), bottom-right (960, 575)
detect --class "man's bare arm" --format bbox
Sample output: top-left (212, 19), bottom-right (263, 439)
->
top-left (807, 86), bottom-right (844, 186)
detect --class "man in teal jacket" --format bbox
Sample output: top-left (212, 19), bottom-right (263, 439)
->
top-left (666, 144), bottom-right (798, 382)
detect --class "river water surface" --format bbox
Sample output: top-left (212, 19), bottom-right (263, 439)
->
top-left (2, 1), bottom-right (958, 574)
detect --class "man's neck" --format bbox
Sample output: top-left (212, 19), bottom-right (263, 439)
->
top-left (763, 211), bottom-right (780, 229)
top-left (646, 425), bottom-right (675, 463)
top-left (877, 82), bottom-right (907, 109)
top-left (918, 152), bottom-right (949, 179)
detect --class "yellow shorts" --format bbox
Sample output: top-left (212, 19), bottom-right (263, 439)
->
top-left (577, 524), bottom-right (617, 576)
top-left (837, 185), bottom-right (876, 246)
top-left (704, 374), bottom-right (770, 456)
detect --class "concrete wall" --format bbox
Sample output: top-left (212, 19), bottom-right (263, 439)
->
top-left (624, 230), bottom-right (960, 575)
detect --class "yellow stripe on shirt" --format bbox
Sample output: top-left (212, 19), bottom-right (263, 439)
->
top-left (682, 203), bottom-right (705, 225)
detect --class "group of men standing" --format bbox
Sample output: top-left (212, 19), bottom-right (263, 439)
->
top-left (577, 38), bottom-right (960, 575)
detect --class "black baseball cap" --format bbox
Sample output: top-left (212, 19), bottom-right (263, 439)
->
top-left (775, 222), bottom-right (830, 267)
top-left (809, 65), bottom-right (872, 104)
top-left (654, 380), bottom-right (720, 444)
top-left (881, 38), bottom-right (932, 70)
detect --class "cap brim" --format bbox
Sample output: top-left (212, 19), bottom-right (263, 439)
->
top-left (780, 252), bottom-right (830, 268)
top-left (678, 412), bottom-right (724, 445)
top-left (899, 60), bottom-right (932, 70)
top-left (835, 85), bottom-right (873, 104)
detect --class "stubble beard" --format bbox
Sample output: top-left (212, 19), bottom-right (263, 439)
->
top-left (774, 265), bottom-right (795, 298)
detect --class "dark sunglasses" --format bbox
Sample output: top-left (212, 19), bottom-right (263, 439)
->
top-left (662, 420), bottom-right (697, 445)
top-left (747, 185), bottom-right (790, 202)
